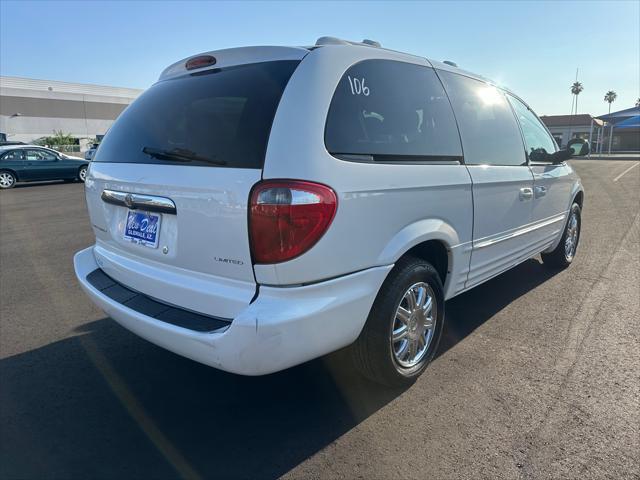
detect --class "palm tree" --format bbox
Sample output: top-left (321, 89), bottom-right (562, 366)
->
top-left (568, 80), bottom-right (584, 143)
top-left (604, 90), bottom-right (617, 114)
top-left (570, 81), bottom-right (584, 115)
top-left (603, 91), bottom-right (618, 155)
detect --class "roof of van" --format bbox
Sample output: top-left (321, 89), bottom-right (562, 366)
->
top-left (158, 37), bottom-right (498, 88)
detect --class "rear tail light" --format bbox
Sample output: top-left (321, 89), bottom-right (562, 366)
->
top-left (249, 180), bottom-right (337, 264)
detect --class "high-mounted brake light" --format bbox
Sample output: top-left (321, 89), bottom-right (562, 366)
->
top-left (185, 55), bottom-right (216, 70)
top-left (249, 180), bottom-right (338, 264)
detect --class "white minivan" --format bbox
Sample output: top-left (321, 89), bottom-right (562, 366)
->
top-left (74, 38), bottom-right (584, 386)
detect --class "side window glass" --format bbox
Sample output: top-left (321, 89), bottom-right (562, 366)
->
top-left (507, 95), bottom-right (557, 162)
top-left (438, 71), bottom-right (526, 166)
top-left (2, 150), bottom-right (25, 161)
top-left (26, 150), bottom-right (55, 161)
top-left (325, 60), bottom-right (462, 161)
top-left (25, 150), bottom-right (43, 161)
top-left (38, 149), bottom-right (58, 160)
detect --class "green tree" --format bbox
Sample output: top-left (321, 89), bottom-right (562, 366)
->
top-left (604, 91), bottom-right (617, 114)
top-left (39, 130), bottom-right (76, 146)
top-left (635, 98), bottom-right (640, 108)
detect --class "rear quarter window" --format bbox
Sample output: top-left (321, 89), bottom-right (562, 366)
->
top-left (1, 150), bottom-right (25, 161)
top-left (94, 61), bottom-right (299, 169)
top-left (325, 60), bottom-right (462, 162)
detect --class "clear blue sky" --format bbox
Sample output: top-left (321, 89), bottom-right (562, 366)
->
top-left (1, 0), bottom-right (638, 116)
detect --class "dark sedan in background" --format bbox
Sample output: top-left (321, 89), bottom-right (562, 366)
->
top-left (0, 145), bottom-right (89, 189)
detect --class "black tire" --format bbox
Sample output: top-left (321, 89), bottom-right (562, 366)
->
top-left (78, 165), bottom-right (88, 182)
top-left (541, 202), bottom-right (581, 269)
top-left (351, 256), bottom-right (445, 387)
top-left (0, 170), bottom-right (17, 189)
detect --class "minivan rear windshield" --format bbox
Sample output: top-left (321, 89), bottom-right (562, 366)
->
top-left (94, 61), bottom-right (299, 169)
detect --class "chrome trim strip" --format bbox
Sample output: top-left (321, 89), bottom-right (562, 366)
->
top-left (101, 189), bottom-right (177, 215)
top-left (474, 213), bottom-right (566, 250)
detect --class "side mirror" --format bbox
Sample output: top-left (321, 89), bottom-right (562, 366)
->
top-left (530, 148), bottom-right (570, 164)
top-left (567, 138), bottom-right (590, 157)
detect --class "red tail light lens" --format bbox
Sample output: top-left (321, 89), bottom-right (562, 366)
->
top-left (249, 180), bottom-right (338, 264)
top-left (185, 55), bottom-right (216, 70)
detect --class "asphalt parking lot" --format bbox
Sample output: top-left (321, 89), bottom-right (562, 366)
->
top-left (1, 160), bottom-right (638, 480)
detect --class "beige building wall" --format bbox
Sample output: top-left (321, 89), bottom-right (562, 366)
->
top-left (0, 76), bottom-right (142, 150)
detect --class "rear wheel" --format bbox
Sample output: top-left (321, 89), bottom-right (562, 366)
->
top-left (351, 256), bottom-right (444, 387)
top-left (0, 171), bottom-right (16, 189)
top-left (542, 202), bottom-right (581, 269)
top-left (78, 165), bottom-right (88, 182)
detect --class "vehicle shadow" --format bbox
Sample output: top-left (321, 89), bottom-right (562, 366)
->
top-left (440, 257), bottom-right (558, 356)
top-left (0, 258), bottom-right (558, 479)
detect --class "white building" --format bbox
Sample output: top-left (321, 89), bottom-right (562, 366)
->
top-left (0, 76), bottom-right (142, 151)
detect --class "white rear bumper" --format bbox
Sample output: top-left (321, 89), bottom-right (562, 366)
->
top-left (74, 246), bottom-right (391, 375)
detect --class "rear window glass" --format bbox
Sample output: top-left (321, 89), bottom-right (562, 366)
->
top-left (325, 60), bottom-right (462, 161)
top-left (94, 61), bottom-right (299, 169)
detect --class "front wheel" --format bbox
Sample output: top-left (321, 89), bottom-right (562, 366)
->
top-left (542, 202), bottom-right (581, 268)
top-left (78, 165), bottom-right (88, 182)
top-left (351, 256), bottom-right (445, 387)
top-left (0, 171), bottom-right (16, 189)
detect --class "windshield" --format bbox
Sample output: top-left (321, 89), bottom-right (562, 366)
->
top-left (94, 61), bottom-right (299, 169)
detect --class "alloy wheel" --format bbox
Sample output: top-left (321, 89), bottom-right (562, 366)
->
top-left (391, 282), bottom-right (437, 369)
top-left (564, 211), bottom-right (579, 261)
top-left (0, 172), bottom-right (15, 188)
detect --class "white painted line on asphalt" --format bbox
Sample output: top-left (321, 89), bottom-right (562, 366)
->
top-left (613, 162), bottom-right (639, 182)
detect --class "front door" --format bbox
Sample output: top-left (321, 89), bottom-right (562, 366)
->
top-left (507, 95), bottom-right (574, 250)
top-left (24, 149), bottom-right (62, 180)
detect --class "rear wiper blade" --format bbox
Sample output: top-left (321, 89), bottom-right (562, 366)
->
top-left (142, 146), bottom-right (227, 166)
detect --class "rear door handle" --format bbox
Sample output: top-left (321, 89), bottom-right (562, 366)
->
top-left (519, 187), bottom-right (533, 200)
top-left (535, 186), bottom-right (547, 198)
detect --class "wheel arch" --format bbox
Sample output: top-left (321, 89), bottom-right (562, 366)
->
top-left (569, 179), bottom-right (584, 211)
top-left (404, 240), bottom-right (450, 286)
top-left (377, 219), bottom-right (461, 291)
top-left (573, 189), bottom-right (584, 209)
top-left (545, 184), bottom-right (584, 254)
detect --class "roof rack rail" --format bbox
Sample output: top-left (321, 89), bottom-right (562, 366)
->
top-left (315, 36), bottom-right (382, 48)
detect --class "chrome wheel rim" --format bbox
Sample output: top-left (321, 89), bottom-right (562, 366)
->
top-left (0, 172), bottom-right (15, 188)
top-left (79, 167), bottom-right (87, 181)
top-left (564, 211), bottom-right (579, 261)
top-left (391, 282), bottom-right (437, 369)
